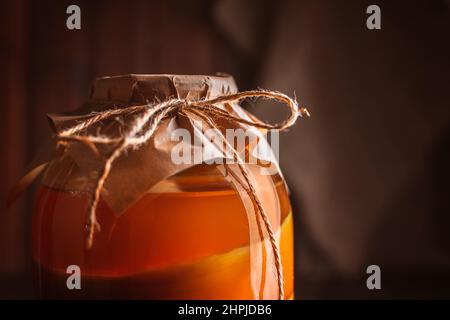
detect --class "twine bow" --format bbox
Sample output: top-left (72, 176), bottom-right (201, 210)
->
top-left (57, 89), bottom-right (309, 300)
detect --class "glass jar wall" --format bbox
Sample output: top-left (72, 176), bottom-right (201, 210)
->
top-left (32, 161), bottom-right (294, 299)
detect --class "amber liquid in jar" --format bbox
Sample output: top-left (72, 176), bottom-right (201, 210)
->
top-left (32, 164), bottom-right (294, 299)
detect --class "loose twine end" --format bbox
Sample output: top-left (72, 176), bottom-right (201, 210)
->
top-left (299, 107), bottom-right (310, 118)
top-left (56, 89), bottom-right (309, 299)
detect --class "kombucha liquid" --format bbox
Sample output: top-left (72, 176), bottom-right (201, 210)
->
top-left (32, 165), bottom-right (294, 299)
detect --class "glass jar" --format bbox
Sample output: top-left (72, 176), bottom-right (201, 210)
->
top-left (31, 74), bottom-right (294, 299)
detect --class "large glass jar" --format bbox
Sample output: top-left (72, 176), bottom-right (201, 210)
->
top-left (31, 74), bottom-right (294, 299)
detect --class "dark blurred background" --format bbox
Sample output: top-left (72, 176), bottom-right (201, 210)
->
top-left (1, 0), bottom-right (450, 299)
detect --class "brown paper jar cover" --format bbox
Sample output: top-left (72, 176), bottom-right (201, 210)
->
top-left (31, 74), bottom-right (294, 299)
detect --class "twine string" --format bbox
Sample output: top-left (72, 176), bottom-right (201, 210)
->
top-left (188, 108), bottom-right (286, 299)
top-left (56, 90), bottom-right (309, 300)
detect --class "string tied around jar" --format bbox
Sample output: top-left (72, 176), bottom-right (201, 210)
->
top-left (56, 89), bottom-right (310, 300)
